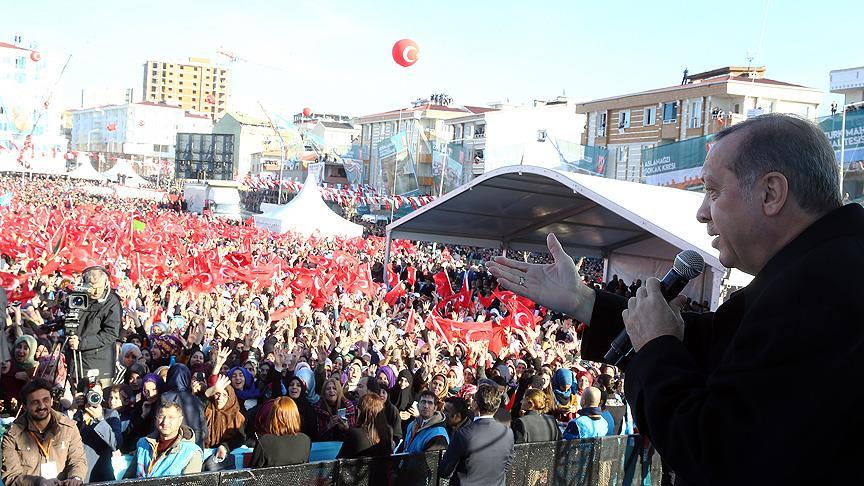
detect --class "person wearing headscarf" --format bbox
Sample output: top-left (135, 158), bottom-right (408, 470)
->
top-left (375, 366), bottom-right (396, 391)
top-left (551, 368), bottom-right (580, 421)
top-left (429, 373), bottom-right (449, 406)
top-left (228, 366), bottom-right (261, 412)
top-left (285, 375), bottom-right (318, 440)
top-left (256, 361), bottom-right (285, 400)
top-left (294, 362), bottom-right (320, 404)
top-left (129, 373), bottom-right (164, 440)
top-left (574, 370), bottom-right (594, 396)
top-left (446, 365), bottom-right (465, 396)
top-left (202, 375), bottom-right (245, 471)
top-left (1, 335), bottom-right (38, 411)
top-left (161, 364), bottom-right (208, 448)
top-left (390, 369), bottom-right (417, 430)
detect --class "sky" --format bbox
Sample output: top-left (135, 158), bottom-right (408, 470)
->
top-left (2, 0), bottom-right (858, 119)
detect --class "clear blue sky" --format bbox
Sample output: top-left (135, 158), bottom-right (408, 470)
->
top-left (2, 0), bottom-right (857, 118)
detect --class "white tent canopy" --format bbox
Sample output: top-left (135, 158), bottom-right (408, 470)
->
top-left (25, 157), bottom-right (67, 175)
top-left (67, 156), bottom-right (108, 181)
top-left (386, 165), bottom-right (753, 309)
top-left (255, 173), bottom-right (363, 238)
top-left (102, 159), bottom-right (149, 187)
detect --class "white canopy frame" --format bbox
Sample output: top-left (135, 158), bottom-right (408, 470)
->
top-left (386, 165), bottom-right (751, 309)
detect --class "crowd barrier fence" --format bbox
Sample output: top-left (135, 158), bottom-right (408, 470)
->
top-left (93, 435), bottom-right (661, 486)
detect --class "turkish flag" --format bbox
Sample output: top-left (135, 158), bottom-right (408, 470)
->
top-left (348, 263), bottom-right (376, 298)
top-left (383, 284), bottom-right (406, 306)
top-left (269, 306), bottom-right (294, 322)
top-left (405, 307), bottom-right (416, 334)
top-left (341, 307), bottom-right (368, 323)
top-left (433, 271), bottom-right (454, 298)
top-left (332, 250), bottom-right (358, 268)
top-left (387, 264), bottom-right (400, 288)
top-left (224, 252), bottom-right (252, 268)
top-left (405, 267), bottom-right (417, 286)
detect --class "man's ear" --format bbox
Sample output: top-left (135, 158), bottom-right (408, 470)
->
top-left (760, 172), bottom-right (789, 217)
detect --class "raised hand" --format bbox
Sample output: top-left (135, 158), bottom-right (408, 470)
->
top-left (486, 233), bottom-right (595, 323)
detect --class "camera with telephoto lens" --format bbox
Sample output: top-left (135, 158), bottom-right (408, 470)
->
top-left (84, 369), bottom-right (102, 406)
top-left (57, 285), bottom-right (93, 336)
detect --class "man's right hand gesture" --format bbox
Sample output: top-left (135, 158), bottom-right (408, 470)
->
top-left (486, 233), bottom-right (595, 324)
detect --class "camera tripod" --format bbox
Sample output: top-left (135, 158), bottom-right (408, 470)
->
top-left (39, 334), bottom-right (84, 394)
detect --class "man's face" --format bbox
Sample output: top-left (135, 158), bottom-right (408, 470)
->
top-left (156, 407), bottom-right (183, 439)
top-left (697, 133), bottom-right (763, 273)
top-left (26, 389), bottom-right (53, 422)
top-left (355, 377), bottom-right (369, 398)
top-left (443, 402), bottom-right (460, 427)
top-left (418, 396), bottom-right (436, 419)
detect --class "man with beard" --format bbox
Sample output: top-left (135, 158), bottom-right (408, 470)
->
top-left (1, 379), bottom-right (88, 486)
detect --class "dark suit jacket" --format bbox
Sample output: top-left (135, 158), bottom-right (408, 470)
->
top-left (250, 433), bottom-right (311, 468)
top-left (581, 204), bottom-right (864, 485)
top-left (511, 410), bottom-right (561, 444)
top-left (438, 417), bottom-right (514, 486)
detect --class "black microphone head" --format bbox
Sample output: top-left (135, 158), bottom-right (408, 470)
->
top-left (673, 250), bottom-right (705, 280)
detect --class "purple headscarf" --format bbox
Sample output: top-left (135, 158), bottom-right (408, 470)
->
top-left (376, 366), bottom-right (396, 389)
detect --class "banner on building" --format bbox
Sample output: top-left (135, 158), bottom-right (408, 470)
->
top-left (432, 142), bottom-right (470, 195)
top-left (377, 131), bottom-right (419, 195)
top-left (641, 135), bottom-right (714, 190)
top-left (339, 142), bottom-right (365, 185)
top-left (554, 139), bottom-right (609, 176)
top-left (818, 111), bottom-right (864, 169)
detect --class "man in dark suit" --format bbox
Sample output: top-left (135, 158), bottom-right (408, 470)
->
top-left (488, 113), bottom-right (864, 485)
top-left (438, 384), bottom-right (514, 486)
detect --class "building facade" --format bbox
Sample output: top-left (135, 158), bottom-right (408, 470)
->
top-left (308, 120), bottom-right (359, 155)
top-left (143, 57), bottom-right (230, 118)
top-left (444, 98), bottom-right (586, 180)
top-left (0, 36), bottom-right (67, 159)
top-left (213, 112), bottom-right (302, 180)
top-left (71, 102), bottom-right (212, 170)
top-left (576, 66), bottom-right (822, 183)
top-left (831, 66), bottom-right (864, 105)
top-left (357, 104), bottom-right (495, 195)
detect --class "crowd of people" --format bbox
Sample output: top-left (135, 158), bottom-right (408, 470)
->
top-left (0, 174), bottom-right (637, 486)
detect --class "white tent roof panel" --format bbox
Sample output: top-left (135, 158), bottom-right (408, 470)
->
top-left (387, 166), bottom-right (754, 307)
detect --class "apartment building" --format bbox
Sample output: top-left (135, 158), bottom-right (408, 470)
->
top-left (575, 66), bottom-right (822, 183)
top-left (356, 104), bottom-right (495, 195)
top-left (143, 57), bottom-right (230, 118)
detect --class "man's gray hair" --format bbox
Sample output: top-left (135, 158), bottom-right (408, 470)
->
top-left (714, 113), bottom-right (842, 214)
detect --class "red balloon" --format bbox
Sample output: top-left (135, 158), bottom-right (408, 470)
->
top-left (30, 51), bottom-right (41, 62)
top-left (392, 39), bottom-right (419, 67)
top-left (302, 107), bottom-right (312, 117)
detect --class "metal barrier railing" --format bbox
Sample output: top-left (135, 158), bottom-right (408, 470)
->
top-left (94, 435), bottom-right (661, 486)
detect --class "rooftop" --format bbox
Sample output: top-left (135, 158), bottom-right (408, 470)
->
top-left (320, 121), bottom-right (356, 130)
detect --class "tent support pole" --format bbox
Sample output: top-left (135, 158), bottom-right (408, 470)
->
top-left (383, 230), bottom-right (392, 291)
top-left (501, 241), bottom-right (509, 257)
top-left (602, 251), bottom-right (610, 284)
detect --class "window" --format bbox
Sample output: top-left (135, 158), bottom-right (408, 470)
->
top-left (615, 146), bottom-right (630, 180)
top-left (597, 113), bottom-right (607, 136)
top-left (662, 102), bottom-right (677, 123)
top-left (688, 99), bottom-right (702, 129)
top-left (733, 103), bottom-right (741, 114)
top-left (643, 106), bottom-right (656, 126)
top-left (618, 110), bottom-right (630, 129)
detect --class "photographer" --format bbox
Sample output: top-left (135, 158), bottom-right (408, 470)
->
top-left (66, 267), bottom-right (120, 388)
top-left (70, 382), bottom-right (122, 482)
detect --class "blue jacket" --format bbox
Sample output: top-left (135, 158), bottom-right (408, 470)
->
top-left (402, 412), bottom-right (449, 454)
top-left (563, 415), bottom-right (609, 440)
top-left (132, 425), bottom-right (203, 478)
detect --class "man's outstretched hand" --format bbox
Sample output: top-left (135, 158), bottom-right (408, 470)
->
top-left (486, 233), bottom-right (595, 324)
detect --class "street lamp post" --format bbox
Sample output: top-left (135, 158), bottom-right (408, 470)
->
top-left (840, 101), bottom-right (864, 195)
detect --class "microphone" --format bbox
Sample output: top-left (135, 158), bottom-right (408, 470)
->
top-left (603, 250), bottom-right (705, 366)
